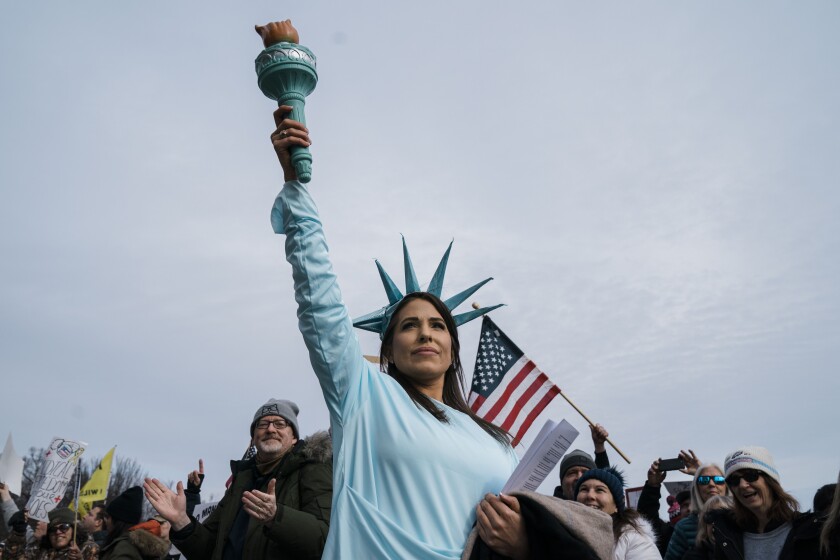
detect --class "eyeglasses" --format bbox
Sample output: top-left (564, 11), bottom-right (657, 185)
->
top-left (697, 475), bottom-right (726, 486)
top-left (725, 469), bottom-right (762, 487)
top-left (256, 419), bottom-right (290, 431)
top-left (48, 523), bottom-right (71, 534)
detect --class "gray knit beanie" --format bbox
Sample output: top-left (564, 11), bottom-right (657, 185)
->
top-left (250, 399), bottom-right (300, 438)
top-left (559, 449), bottom-right (596, 480)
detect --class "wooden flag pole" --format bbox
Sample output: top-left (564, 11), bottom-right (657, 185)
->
top-left (557, 390), bottom-right (631, 464)
top-left (471, 302), bottom-right (632, 464)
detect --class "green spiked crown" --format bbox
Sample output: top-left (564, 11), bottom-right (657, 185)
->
top-left (352, 237), bottom-right (503, 338)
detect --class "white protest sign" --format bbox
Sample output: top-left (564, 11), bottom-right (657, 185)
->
top-left (25, 437), bottom-right (87, 522)
top-left (192, 500), bottom-right (220, 524)
top-left (0, 433), bottom-right (25, 496)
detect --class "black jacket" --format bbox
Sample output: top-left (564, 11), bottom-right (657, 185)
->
top-left (709, 509), bottom-right (831, 560)
top-left (636, 481), bottom-right (674, 555)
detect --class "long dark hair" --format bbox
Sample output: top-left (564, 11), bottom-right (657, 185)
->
top-left (379, 292), bottom-right (510, 446)
top-left (732, 473), bottom-right (799, 531)
top-left (611, 509), bottom-right (646, 541)
top-left (104, 519), bottom-right (132, 548)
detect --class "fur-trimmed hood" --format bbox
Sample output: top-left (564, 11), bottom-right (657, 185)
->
top-left (299, 430), bottom-right (332, 464)
top-left (127, 528), bottom-right (171, 558)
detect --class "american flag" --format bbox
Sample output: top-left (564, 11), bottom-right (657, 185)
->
top-left (468, 316), bottom-right (560, 446)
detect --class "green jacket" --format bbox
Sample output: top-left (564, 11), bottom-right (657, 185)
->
top-left (172, 431), bottom-right (332, 560)
top-left (99, 529), bottom-right (170, 560)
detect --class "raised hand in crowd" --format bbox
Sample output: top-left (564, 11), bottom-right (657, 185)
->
top-left (678, 449), bottom-right (700, 476)
top-left (187, 459), bottom-right (204, 490)
top-left (143, 479), bottom-right (191, 531)
top-left (475, 493), bottom-right (529, 560)
top-left (66, 541), bottom-right (83, 560)
top-left (647, 458), bottom-right (667, 486)
top-left (241, 478), bottom-right (277, 526)
top-left (589, 423), bottom-right (609, 454)
top-left (183, 458), bottom-right (204, 517)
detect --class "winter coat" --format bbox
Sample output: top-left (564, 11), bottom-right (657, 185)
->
top-left (100, 529), bottom-right (169, 560)
top-left (682, 541), bottom-right (714, 560)
top-left (708, 509), bottom-right (828, 560)
top-left (613, 516), bottom-right (662, 560)
top-left (635, 482), bottom-right (673, 556)
top-left (170, 431), bottom-right (332, 560)
top-left (663, 514), bottom-right (698, 560)
top-left (462, 491), bottom-right (615, 560)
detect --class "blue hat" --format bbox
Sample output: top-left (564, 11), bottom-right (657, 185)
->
top-left (574, 467), bottom-right (627, 512)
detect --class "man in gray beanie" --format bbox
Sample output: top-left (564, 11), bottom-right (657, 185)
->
top-left (145, 398), bottom-right (333, 560)
top-left (553, 423), bottom-right (611, 499)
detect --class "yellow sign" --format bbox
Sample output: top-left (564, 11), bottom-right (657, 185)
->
top-left (71, 447), bottom-right (115, 516)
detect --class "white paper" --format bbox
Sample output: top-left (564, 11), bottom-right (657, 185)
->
top-left (192, 500), bottom-right (220, 524)
top-left (502, 419), bottom-right (579, 493)
top-left (0, 433), bottom-right (25, 496)
top-left (25, 437), bottom-right (87, 522)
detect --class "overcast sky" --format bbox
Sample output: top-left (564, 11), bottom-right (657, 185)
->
top-left (2, 1), bottom-right (838, 513)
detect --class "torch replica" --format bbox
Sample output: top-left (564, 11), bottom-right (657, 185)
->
top-left (254, 20), bottom-right (317, 183)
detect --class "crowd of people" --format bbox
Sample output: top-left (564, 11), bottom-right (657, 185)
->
top-left (3, 100), bottom-right (839, 560)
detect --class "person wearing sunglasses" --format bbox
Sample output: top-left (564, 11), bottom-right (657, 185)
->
top-left (704, 446), bottom-right (827, 560)
top-left (6, 507), bottom-right (99, 560)
top-left (663, 463), bottom-right (729, 560)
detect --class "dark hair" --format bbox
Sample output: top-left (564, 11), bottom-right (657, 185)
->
top-left (676, 490), bottom-right (691, 505)
top-left (813, 483), bottom-right (836, 515)
top-left (732, 472), bottom-right (799, 531)
top-left (88, 503), bottom-right (107, 522)
top-left (379, 292), bottom-right (510, 446)
top-left (104, 519), bottom-right (131, 548)
top-left (612, 509), bottom-right (645, 541)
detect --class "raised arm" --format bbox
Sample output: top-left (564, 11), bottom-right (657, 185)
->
top-left (268, 107), bottom-right (367, 425)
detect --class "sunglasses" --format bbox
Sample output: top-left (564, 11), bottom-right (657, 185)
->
top-left (697, 475), bottom-right (726, 486)
top-left (725, 469), bottom-right (762, 487)
top-left (48, 523), bottom-right (71, 534)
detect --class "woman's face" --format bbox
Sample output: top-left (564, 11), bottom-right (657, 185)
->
top-left (697, 466), bottom-right (726, 503)
top-left (386, 298), bottom-right (453, 390)
top-left (731, 470), bottom-right (774, 518)
top-left (576, 479), bottom-right (618, 514)
top-left (48, 524), bottom-right (72, 550)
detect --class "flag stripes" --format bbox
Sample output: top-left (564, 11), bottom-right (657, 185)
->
top-left (469, 317), bottom-right (561, 446)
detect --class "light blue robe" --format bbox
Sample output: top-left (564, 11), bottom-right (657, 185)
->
top-left (272, 180), bottom-right (518, 559)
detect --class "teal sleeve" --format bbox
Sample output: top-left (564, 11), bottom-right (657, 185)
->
top-left (271, 180), bottom-right (368, 428)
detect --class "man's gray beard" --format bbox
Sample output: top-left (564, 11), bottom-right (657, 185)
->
top-left (256, 438), bottom-right (285, 458)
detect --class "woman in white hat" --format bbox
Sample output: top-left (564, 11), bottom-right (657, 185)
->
top-left (706, 446), bottom-right (825, 560)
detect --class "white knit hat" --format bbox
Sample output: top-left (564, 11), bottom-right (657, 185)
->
top-left (724, 446), bottom-right (780, 483)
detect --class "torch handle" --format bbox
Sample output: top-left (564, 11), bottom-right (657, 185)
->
top-left (277, 95), bottom-right (312, 183)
